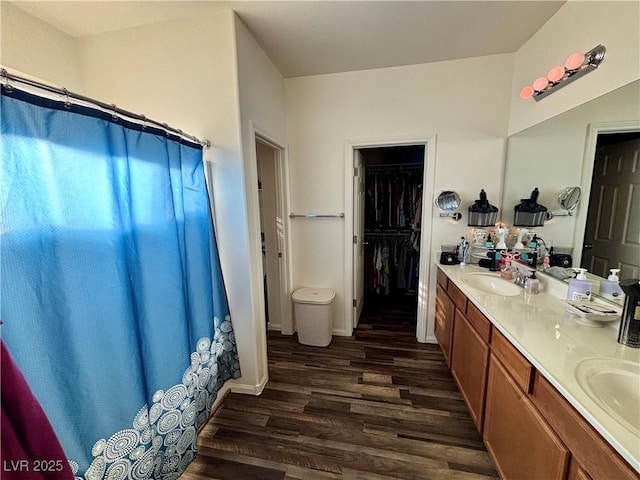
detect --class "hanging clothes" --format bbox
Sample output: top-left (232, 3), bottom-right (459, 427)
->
top-left (364, 168), bottom-right (423, 231)
top-left (363, 163), bottom-right (423, 298)
top-left (364, 236), bottom-right (420, 296)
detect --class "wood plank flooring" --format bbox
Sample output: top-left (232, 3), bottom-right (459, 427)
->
top-left (183, 299), bottom-right (498, 479)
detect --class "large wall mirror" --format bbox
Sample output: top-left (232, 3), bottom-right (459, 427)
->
top-left (502, 80), bottom-right (640, 301)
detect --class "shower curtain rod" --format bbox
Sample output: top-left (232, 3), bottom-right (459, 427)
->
top-left (0, 68), bottom-right (210, 148)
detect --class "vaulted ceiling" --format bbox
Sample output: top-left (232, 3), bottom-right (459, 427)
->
top-left (10, 1), bottom-right (565, 78)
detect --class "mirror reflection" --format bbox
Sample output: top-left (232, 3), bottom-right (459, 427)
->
top-left (558, 186), bottom-right (581, 212)
top-left (502, 80), bottom-right (640, 303)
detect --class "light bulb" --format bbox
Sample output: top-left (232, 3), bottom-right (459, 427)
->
top-left (519, 85), bottom-right (534, 100)
top-left (565, 52), bottom-right (585, 71)
top-left (547, 65), bottom-right (565, 83)
top-left (533, 76), bottom-right (549, 92)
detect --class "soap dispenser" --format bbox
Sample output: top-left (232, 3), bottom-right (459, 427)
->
top-left (600, 269), bottom-right (623, 299)
top-left (566, 268), bottom-right (593, 303)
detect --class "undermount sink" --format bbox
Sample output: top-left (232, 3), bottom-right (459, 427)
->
top-left (575, 357), bottom-right (640, 436)
top-left (462, 273), bottom-right (521, 297)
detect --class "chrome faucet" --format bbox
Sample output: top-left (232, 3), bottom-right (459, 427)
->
top-left (514, 270), bottom-right (530, 288)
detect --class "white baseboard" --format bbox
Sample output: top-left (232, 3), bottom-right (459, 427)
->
top-left (424, 334), bottom-right (437, 344)
top-left (229, 373), bottom-right (268, 396)
top-left (267, 322), bottom-right (282, 331)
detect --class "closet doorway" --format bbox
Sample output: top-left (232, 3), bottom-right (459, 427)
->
top-left (255, 137), bottom-right (289, 333)
top-left (354, 145), bottom-right (426, 330)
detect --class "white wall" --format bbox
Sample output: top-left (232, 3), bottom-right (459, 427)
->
top-left (233, 15), bottom-right (287, 391)
top-left (285, 54), bottom-right (514, 341)
top-left (0, 1), bottom-right (82, 90)
top-left (78, 12), bottom-right (266, 394)
top-left (509, 1), bottom-right (640, 135)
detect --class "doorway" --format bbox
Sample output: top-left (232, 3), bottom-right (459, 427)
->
top-left (581, 131), bottom-right (640, 279)
top-left (353, 144), bottom-right (427, 332)
top-left (344, 134), bottom-right (436, 343)
top-left (255, 137), bottom-right (289, 332)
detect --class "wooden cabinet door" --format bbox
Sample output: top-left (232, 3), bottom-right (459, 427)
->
top-left (484, 355), bottom-right (569, 480)
top-left (451, 310), bottom-right (489, 432)
top-left (435, 285), bottom-right (455, 366)
top-left (531, 373), bottom-right (639, 480)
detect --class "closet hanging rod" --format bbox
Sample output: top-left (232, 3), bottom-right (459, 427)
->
top-left (289, 212), bottom-right (345, 219)
top-left (365, 163), bottom-right (423, 170)
top-left (365, 231), bottom-right (412, 236)
top-left (0, 68), bottom-right (210, 148)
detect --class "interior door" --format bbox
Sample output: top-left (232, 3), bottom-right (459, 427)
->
top-left (256, 140), bottom-right (283, 327)
top-left (353, 150), bottom-right (365, 326)
top-left (582, 137), bottom-right (640, 279)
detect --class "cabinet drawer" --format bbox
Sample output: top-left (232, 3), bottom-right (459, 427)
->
top-left (437, 268), bottom-right (448, 289)
top-left (531, 373), bottom-right (638, 480)
top-left (491, 329), bottom-right (534, 393)
top-left (465, 301), bottom-right (492, 344)
top-left (447, 280), bottom-right (467, 312)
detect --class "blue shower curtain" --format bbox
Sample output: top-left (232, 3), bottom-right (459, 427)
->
top-left (0, 86), bottom-right (241, 479)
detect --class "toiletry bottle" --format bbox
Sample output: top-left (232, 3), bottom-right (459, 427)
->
top-left (458, 237), bottom-right (466, 263)
top-left (499, 258), bottom-right (514, 280)
top-left (525, 272), bottom-right (540, 294)
top-left (600, 269), bottom-right (623, 299)
top-left (566, 268), bottom-right (593, 302)
top-left (460, 242), bottom-right (469, 265)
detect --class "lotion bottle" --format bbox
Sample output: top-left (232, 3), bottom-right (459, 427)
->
top-left (567, 268), bottom-right (593, 303)
top-left (600, 269), bottom-right (623, 299)
top-left (525, 272), bottom-right (540, 294)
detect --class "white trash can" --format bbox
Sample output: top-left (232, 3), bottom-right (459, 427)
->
top-left (292, 287), bottom-right (335, 347)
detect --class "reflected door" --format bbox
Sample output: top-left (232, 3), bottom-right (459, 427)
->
top-left (582, 137), bottom-right (640, 279)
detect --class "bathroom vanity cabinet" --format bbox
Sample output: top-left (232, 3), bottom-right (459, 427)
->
top-left (435, 266), bottom-right (639, 480)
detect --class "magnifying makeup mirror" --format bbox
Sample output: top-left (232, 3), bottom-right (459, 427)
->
top-left (559, 186), bottom-right (581, 211)
top-left (435, 191), bottom-right (462, 220)
top-left (547, 186), bottom-right (581, 219)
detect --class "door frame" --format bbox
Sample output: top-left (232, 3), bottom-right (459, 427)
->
top-left (251, 123), bottom-right (294, 335)
top-left (573, 120), bottom-right (640, 267)
top-left (343, 134), bottom-right (437, 342)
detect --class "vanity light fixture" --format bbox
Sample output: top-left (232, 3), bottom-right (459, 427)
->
top-left (519, 45), bottom-right (606, 101)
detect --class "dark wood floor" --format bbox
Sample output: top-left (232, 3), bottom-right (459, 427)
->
top-left (183, 298), bottom-right (498, 480)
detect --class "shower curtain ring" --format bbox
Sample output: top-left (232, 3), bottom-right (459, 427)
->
top-left (141, 115), bottom-right (147, 130)
top-left (163, 123), bottom-right (170, 137)
top-left (1, 69), bottom-right (14, 93)
top-left (111, 104), bottom-right (118, 121)
top-left (62, 88), bottom-right (72, 109)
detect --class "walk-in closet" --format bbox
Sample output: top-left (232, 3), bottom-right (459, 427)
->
top-left (358, 145), bottom-right (425, 326)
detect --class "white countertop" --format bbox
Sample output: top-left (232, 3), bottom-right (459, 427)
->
top-left (438, 263), bottom-right (640, 472)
